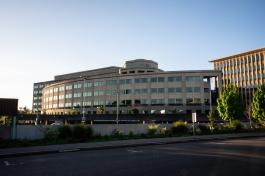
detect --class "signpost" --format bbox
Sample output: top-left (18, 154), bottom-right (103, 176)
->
top-left (192, 112), bottom-right (197, 136)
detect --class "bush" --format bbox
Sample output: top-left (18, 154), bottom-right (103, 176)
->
top-left (147, 124), bottom-right (159, 135)
top-left (171, 121), bottom-right (189, 135)
top-left (111, 129), bottom-right (124, 137)
top-left (44, 127), bottom-right (58, 141)
top-left (229, 120), bottom-right (243, 132)
top-left (58, 125), bottom-right (72, 139)
top-left (197, 124), bottom-right (210, 135)
top-left (84, 125), bottom-right (93, 139)
top-left (72, 125), bottom-right (86, 140)
top-left (160, 127), bottom-right (171, 136)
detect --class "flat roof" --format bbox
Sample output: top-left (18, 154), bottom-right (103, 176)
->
top-left (209, 47), bottom-right (265, 63)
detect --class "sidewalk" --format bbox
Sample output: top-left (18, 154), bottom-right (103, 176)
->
top-left (1, 132), bottom-right (265, 158)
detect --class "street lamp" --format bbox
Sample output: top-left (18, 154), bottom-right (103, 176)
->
top-left (81, 76), bottom-right (86, 123)
top-left (116, 90), bottom-right (119, 126)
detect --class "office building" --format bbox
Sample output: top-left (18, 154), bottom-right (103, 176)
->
top-left (33, 59), bottom-right (221, 115)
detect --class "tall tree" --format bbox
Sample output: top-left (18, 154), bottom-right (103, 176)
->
top-left (252, 84), bottom-right (265, 123)
top-left (217, 84), bottom-right (244, 123)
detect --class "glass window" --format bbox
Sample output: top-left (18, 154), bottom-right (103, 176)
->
top-left (168, 98), bottom-right (175, 104)
top-left (141, 88), bottom-right (148, 94)
top-left (106, 80), bottom-right (117, 86)
top-left (66, 85), bottom-right (72, 90)
top-left (168, 88), bottom-right (175, 93)
top-left (94, 90), bottom-right (104, 96)
top-left (151, 77), bottom-right (157, 82)
top-left (158, 88), bottom-right (164, 93)
top-left (158, 77), bottom-right (164, 82)
top-left (186, 76), bottom-right (201, 81)
top-left (105, 90), bottom-right (116, 96)
top-left (175, 87), bottom-right (182, 92)
top-left (141, 78), bottom-right (148, 83)
top-left (134, 89), bottom-right (141, 94)
top-left (74, 83), bottom-right (82, 89)
top-left (151, 88), bottom-right (157, 93)
top-left (84, 82), bottom-right (92, 88)
top-left (186, 87), bottom-right (193, 92)
top-left (84, 91), bottom-right (92, 97)
top-left (54, 88), bottom-right (58, 92)
top-left (73, 93), bottom-right (81, 98)
top-left (168, 77), bottom-right (174, 82)
top-left (94, 81), bottom-right (105, 87)
top-left (120, 89), bottom-right (132, 95)
top-left (194, 87), bottom-right (201, 92)
top-left (59, 86), bottom-right (65, 91)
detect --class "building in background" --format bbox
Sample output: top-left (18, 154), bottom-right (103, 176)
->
top-left (210, 47), bottom-right (265, 106)
top-left (33, 59), bottom-right (221, 115)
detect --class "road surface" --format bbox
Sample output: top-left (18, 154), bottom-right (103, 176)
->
top-left (1, 137), bottom-right (265, 176)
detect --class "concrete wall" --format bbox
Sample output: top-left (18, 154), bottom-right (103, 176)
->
top-left (14, 124), bottom-right (173, 140)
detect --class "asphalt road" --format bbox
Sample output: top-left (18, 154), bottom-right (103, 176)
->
top-left (1, 137), bottom-right (265, 176)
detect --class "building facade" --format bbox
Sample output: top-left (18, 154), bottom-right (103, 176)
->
top-left (210, 47), bottom-right (265, 105)
top-left (33, 59), bottom-right (221, 115)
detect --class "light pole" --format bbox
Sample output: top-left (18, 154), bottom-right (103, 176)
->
top-left (81, 76), bottom-right (86, 123)
top-left (116, 91), bottom-right (119, 126)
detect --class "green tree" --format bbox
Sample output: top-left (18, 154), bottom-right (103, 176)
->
top-left (217, 84), bottom-right (244, 124)
top-left (207, 110), bottom-right (216, 132)
top-left (252, 84), bottom-right (265, 124)
top-left (97, 105), bottom-right (104, 114)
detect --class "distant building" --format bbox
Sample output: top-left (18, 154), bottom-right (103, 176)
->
top-left (210, 47), bottom-right (265, 105)
top-left (33, 59), bottom-right (221, 115)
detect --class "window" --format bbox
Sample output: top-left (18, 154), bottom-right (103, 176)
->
top-left (54, 88), bottom-right (58, 92)
top-left (175, 87), bottom-right (182, 92)
top-left (168, 98), bottom-right (175, 104)
top-left (94, 90), bottom-right (104, 96)
top-left (151, 99), bottom-right (164, 105)
top-left (141, 99), bottom-right (148, 105)
top-left (84, 101), bottom-right (92, 106)
top-left (65, 102), bottom-right (72, 107)
top-left (186, 76), bottom-right (201, 81)
top-left (134, 89), bottom-right (141, 94)
top-left (74, 93), bottom-right (81, 98)
top-left (151, 77), bottom-right (157, 83)
top-left (168, 76), bottom-right (182, 82)
top-left (186, 87), bottom-right (200, 92)
top-left (74, 83), bottom-right (82, 89)
top-left (168, 88), bottom-right (175, 93)
top-left (106, 80), bottom-right (117, 86)
top-left (84, 82), bottom-right (92, 88)
top-left (158, 77), bottom-right (164, 82)
top-left (105, 90), bottom-right (116, 96)
top-left (94, 81), bottom-right (105, 87)
top-left (84, 91), bottom-right (92, 97)
top-left (158, 88), bottom-right (165, 93)
top-left (59, 95), bottom-right (64, 100)
top-left (120, 89), bottom-right (132, 95)
top-left (59, 103), bottom-right (64, 108)
top-left (168, 77), bottom-right (174, 82)
top-left (65, 94), bottom-right (72, 99)
top-left (66, 85), bottom-right (72, 90)
top-left (59, 86), bottom-right (65, 91)
top-left (141, 88), bottom-right (148, 94)
top-left (151, 88), bottom-right (158, 93)
top-left (194, 87), bottom-right (201, 92)
top-left (53, 96), bottom-right (58, 100)
top-left (94, 100), bottom-right (104, 106)
top-left (135, 78), bottom-right (148, 83)
top-left (73, 102), bottom-right (81, 107)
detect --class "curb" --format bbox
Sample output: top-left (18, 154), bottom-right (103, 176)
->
top-left (1, 132), bottom-right (265, 159)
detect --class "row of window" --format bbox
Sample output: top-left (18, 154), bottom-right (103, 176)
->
top-left (44, 76), bottom-right (202, 94)
top-left (216, 53), bottom-right (264, 69)
top-left (44, 87), bottom-right (206, 101)
top-left (44, 98), bottom-right (210, 109)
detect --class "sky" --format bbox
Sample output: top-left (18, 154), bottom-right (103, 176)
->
top-left (0, 0), bottom-right (265, 108)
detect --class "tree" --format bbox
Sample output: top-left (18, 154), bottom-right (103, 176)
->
top-left (18, 106), bottom-right (31, 114)
top-left (217, 84), bottom-right (244, 123)
top-left (252, 84), bottom-right (265, 124)
top-left (207, 110), bottom-right (216, 131)
top-left (97, 105), bottom-right (104, 114)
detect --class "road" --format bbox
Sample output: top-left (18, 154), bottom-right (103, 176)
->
top-left (1, 137), bottom-right (265, 176)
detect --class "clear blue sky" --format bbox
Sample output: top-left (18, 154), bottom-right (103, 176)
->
top-left (0, 0), bottom-right (264, 108)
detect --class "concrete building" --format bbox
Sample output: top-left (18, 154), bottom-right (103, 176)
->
top-left (33, 59), bottom-right (221, 115)
top-left (210, 47), bottom-right (265, 105)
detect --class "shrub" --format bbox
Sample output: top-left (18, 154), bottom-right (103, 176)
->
top-left (160, 127), bottom-right (171, 136)
top-left (197, 124), bottom-right (210, 135)
top-left (72, 125), bottom-right (86, 140)
top-left (84, 125), bottom-right (93, 139)
top-left (44, 127), bottom-right (58, 141)
top-left (171, 121), bottom-right (189, 134)
top-left (147, 124), bottom-right (159, 135)
top-left (111, 129), bottom-right (124, 137)
top-left (229, 120), bottom-right (243, 132)
top-left (58, 125), bottom-right (72, 139)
